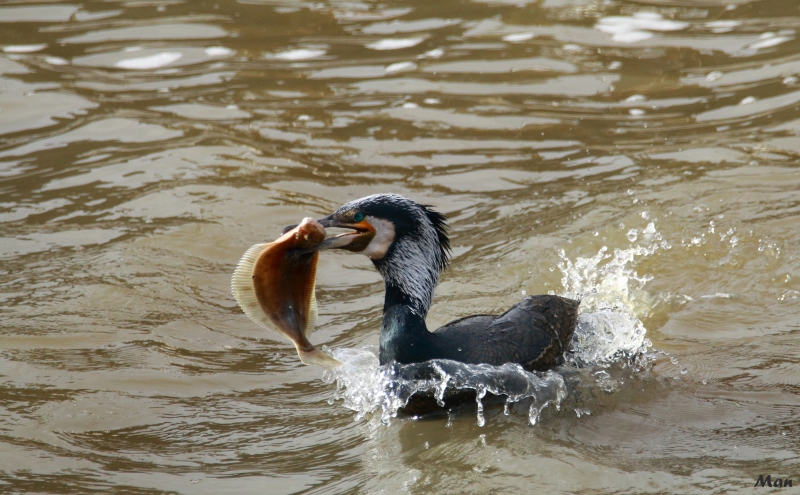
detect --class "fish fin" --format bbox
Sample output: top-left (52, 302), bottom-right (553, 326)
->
top-left (297, 346), bottom-right (343, 369)
top-left (306, 289), bottom-right (318, 337)
top-left (231, 243), bottom-right (281, 336)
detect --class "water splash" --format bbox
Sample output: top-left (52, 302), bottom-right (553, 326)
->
top-left (559, 221), bottom-right (665, 369)
top-left (322, 347), bottom-right (567, 426)
top-left (322, 220), bottom-right (665, 426)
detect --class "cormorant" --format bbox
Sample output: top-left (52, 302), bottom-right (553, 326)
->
top-left (309, 194), bottom-right (579, 372)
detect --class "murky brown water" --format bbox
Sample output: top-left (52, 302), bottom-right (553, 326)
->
top-left (2, 0), bottom-right (800, 493)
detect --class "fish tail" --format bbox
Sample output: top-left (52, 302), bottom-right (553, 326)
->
top-left (296, 345), bottom-right (343, 369)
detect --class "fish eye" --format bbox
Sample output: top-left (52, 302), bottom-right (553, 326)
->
top-left (353, 211), bottom-right (365, 222)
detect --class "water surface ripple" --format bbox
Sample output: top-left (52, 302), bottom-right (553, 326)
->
top-left (1, 0), bottom-right (800, 493)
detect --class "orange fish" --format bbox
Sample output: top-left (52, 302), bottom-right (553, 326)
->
top-left (231, 217), bottom-right (342, 368)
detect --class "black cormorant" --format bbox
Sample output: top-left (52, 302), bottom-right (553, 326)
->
top-left (310, 194), bottom-right (579, 372)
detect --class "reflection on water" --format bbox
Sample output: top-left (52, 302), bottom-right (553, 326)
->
top-left (2, 0), bottom-right (800, 492)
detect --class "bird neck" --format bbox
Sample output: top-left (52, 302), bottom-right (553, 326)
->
top-left (373, 233), bottom-right (446, 365)
top-left (379, 297), bottom-right (433, 365)
top-left (372, 235), bottom-right (441, 318)
top-left (382, 278), bottom-right (427, 314)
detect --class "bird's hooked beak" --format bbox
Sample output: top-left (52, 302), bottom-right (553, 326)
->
top-left (281, 214), bottom-right (376, 252)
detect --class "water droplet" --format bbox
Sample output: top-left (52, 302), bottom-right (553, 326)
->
top-left (528, 406), bottom-right (539, 425)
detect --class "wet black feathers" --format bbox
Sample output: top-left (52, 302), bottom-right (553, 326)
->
top-left (419, 203), bottom-right (451, 271)
top-left (430, 295), bottom-right (580, 371)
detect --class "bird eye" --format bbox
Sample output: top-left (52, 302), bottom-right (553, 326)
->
top-left (353, 211), bottom-right (365, 222)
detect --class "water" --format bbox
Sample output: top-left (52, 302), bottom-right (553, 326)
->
top-left (323, 348), bottom-right (569, 427)
top-left (2, 0), bottom-right (800, 493)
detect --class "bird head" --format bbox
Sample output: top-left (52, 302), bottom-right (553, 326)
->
top-left (289, 194), bottom-right (451, 315)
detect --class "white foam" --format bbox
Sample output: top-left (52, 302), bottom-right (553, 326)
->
top-left (502, 32), bottom-right (534, 42)
top-left (205, 46), bottom-right (234, 57)
top-left (612, 31), bottom-right (653, 43)
top-left (274, 48), bottom-right (326, 60)
top-left (558, 220), bottom-right (667, 369)
top-left (3, 44), bottom-right (46, 53)
top-left (115, 51), bottom-right (182, 70)
top-left (422, 48), bottom-right (444, 58)
top-left (366, 38), bottom-right (424, 50)
top-left (45, 56), bottom-right (69, 66)
top-left (746, 33), bottom-right (791, 50)
top-left (706, 20), bottom-right (740, 33)
top-left (385, 61), bottom-right (417, 74)
top-left (700, 293), bottom-right (733, 299)
top-left (595, 12), bottom-right (688, 43)
top-left (624, 94), bottom-right (647, 103)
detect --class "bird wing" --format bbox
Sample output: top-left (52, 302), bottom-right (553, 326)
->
top-left (431, 296), bottom-right (579, 370)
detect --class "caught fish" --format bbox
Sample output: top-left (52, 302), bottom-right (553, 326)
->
top-left (231, 217), bottom-right (342, 369)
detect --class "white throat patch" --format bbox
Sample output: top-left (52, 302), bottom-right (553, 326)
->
top-left (362, 216), bottom-right (395, 260)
